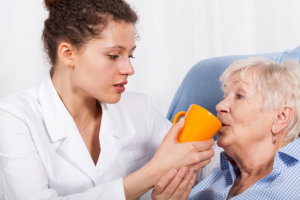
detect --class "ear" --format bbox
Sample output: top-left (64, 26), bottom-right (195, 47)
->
top-left (57, 42), bottom-right (76, 69)
top-left (272, 105), bottom-right (294, 135)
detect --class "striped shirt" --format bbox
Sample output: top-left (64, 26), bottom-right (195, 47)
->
top-left (189, 139), bottom-right (300, 200)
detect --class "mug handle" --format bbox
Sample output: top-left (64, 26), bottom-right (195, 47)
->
top-left (173, 111), bottom-right (186, 124)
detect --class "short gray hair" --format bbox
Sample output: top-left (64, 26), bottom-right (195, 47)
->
top-left (220, 57), bottom-right (300, 142)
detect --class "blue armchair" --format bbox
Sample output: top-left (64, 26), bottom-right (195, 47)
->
top-left (167, 46), bottom-right (300, 124)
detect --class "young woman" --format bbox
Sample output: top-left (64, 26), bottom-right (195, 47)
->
top-left (0, 0), bottom-right (215, 199)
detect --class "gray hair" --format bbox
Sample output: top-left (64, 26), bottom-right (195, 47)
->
top-left (220, 57), bottom-right (300, 142)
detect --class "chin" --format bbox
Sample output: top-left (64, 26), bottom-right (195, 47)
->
top-left (104, 94), bottom-right (122, 104)
top-left (217, 134), bottom-right (229, 148)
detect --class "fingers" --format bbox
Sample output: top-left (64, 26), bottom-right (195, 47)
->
top-left (164, 118), bottom-right (185, 142)
top-left (152, 167), bottom-right (189, 200)
top-left (188, 158), bottom-right (211, 171)
top-left (198, 148), bottom-right (214, 161)
top-left (152, 169), bottom-right (177, 194)
top-left (169, 168), bottom-right (196, 200)
top-left (151, 167), bottom-right (195, 200)
top-left (183, 144), bottom-right (214, 167)
top-left (162, 167), bottom-right (189, 198)
top-left (189, 139), bottom-right (214, 151)
top-left (181, 173), bottom-right (197, 200)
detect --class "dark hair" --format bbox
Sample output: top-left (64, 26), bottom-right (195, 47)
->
top-left (42, 0), bottom-right (138, 66)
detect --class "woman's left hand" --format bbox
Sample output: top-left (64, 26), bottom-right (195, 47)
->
top-left (151, 167), bottom-right (196, 200)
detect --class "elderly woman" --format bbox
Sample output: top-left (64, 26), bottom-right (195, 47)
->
top-left (152, 57), bottom-right (300, 200)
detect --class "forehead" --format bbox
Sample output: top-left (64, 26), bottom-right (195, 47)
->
top-left (223, 71), bottom-right (256, 91)
top-left (100, 21), bottom-right (136, 44)
top-left (78, 21), bottom-right (136, 53)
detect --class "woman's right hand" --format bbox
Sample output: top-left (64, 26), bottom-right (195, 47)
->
top-left (150, 118), bottom-right (214, 174)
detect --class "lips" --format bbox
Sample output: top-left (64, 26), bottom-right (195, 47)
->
top-left (113, 81), bottom-right (128, 93)
top-left (218, 118), bottom-right (229, 127)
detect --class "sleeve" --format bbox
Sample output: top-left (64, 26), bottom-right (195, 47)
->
top-left (0, 110), bottom-right (126, 200)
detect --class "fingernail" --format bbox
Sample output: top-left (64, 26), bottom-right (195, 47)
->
top-left (179, 117), bottom-right (185, 123)
top-left (179, 167), bottom-right (188, 174)
top-left (167, 169), bottom-right (177, 178)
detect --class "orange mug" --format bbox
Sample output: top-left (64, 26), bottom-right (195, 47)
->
top-left (173, 104), bottom-right (222, 143)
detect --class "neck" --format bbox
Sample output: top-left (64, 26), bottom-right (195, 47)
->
top-left (51, 69), bottom-right (101, 130)
top-left (225, 138), bottom-right (286, 198)
top-left (225, 135), bottom-right (287, 176)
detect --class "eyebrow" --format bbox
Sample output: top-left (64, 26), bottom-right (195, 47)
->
top-left (105, 45), bottom-right (136, 51)
top-left (222, 80), bottom-right (245, 90)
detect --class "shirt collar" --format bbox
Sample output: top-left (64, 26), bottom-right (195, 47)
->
top-left (38, 74), bottom-right (127, 142)
top-left (277, 138), bottom-right (300, 162)
top-left (38, 74), bottom-right (76, 142)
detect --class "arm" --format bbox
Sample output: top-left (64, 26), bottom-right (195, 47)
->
top-left (123, 118), bottom-right (214, 200)
top-left (0, 103), bottom-right (213, 200)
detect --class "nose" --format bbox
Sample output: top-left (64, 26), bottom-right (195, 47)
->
top-left (216, 97), bottom-right (230, 114)
top-left (120, 57), bottom-right (135, 76)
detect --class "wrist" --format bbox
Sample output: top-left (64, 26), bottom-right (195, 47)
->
top-left (146, 157), bottom-right (169, 184)
top-left (123, 159), bottom-right (166, 199)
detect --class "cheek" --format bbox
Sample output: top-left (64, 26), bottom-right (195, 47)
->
top-left (232, 102), bottom-right (262, 126)
top-left (74, 56), bottom-right (114, 83)
top-left (227, 105), bottom-right (260, 139)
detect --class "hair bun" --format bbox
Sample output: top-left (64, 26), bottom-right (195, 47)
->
top-left (44, 0), bottom-right (59, 11)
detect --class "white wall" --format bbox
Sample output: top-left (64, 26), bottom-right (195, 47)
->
top-left (126, 0), bottom-right (300, 115)
top-left (1, 0), bottom-right (300, 116)
top-left (0, 0), bottom-right (49, 98)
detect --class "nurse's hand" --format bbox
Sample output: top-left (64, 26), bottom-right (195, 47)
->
top-left (151, 167), bottom-right (196, 200)
top-left (123, 118), bottom-right (213, 200)
top-left (150, 118), bottom-right (214, 172)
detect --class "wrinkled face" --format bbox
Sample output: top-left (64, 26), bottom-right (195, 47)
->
top-left (71, 21), bottom-right (136, 103)
top-left (216, 72), bottom-right (275, 150)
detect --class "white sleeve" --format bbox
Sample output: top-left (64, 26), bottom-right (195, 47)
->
top-left (0, 111), bottom-right (126, 200)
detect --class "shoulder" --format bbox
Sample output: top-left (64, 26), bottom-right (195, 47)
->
top-left (103, 91), bottom-right (170, 134)
top-left (107, 91), bottom-right (152, 113)
top-left (0, 87), bottom-right (39, 119)
top-left (0, 88), bottom-right (40, 149)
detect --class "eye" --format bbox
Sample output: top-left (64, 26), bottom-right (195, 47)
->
top-left (129, 55), bottom-right (135, 59)
top-left (108, 55), bottom-right (119, 60)
top-left (236, 94), bottom-right (243, 99)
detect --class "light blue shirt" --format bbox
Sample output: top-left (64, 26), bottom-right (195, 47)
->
top-left (189, 139), bottom-right (300, 200)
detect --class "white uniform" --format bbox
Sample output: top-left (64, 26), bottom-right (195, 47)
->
top-left (0, 76), bottom-right (221, 200)
top-left (0, 76), bottom-right (171, 200)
